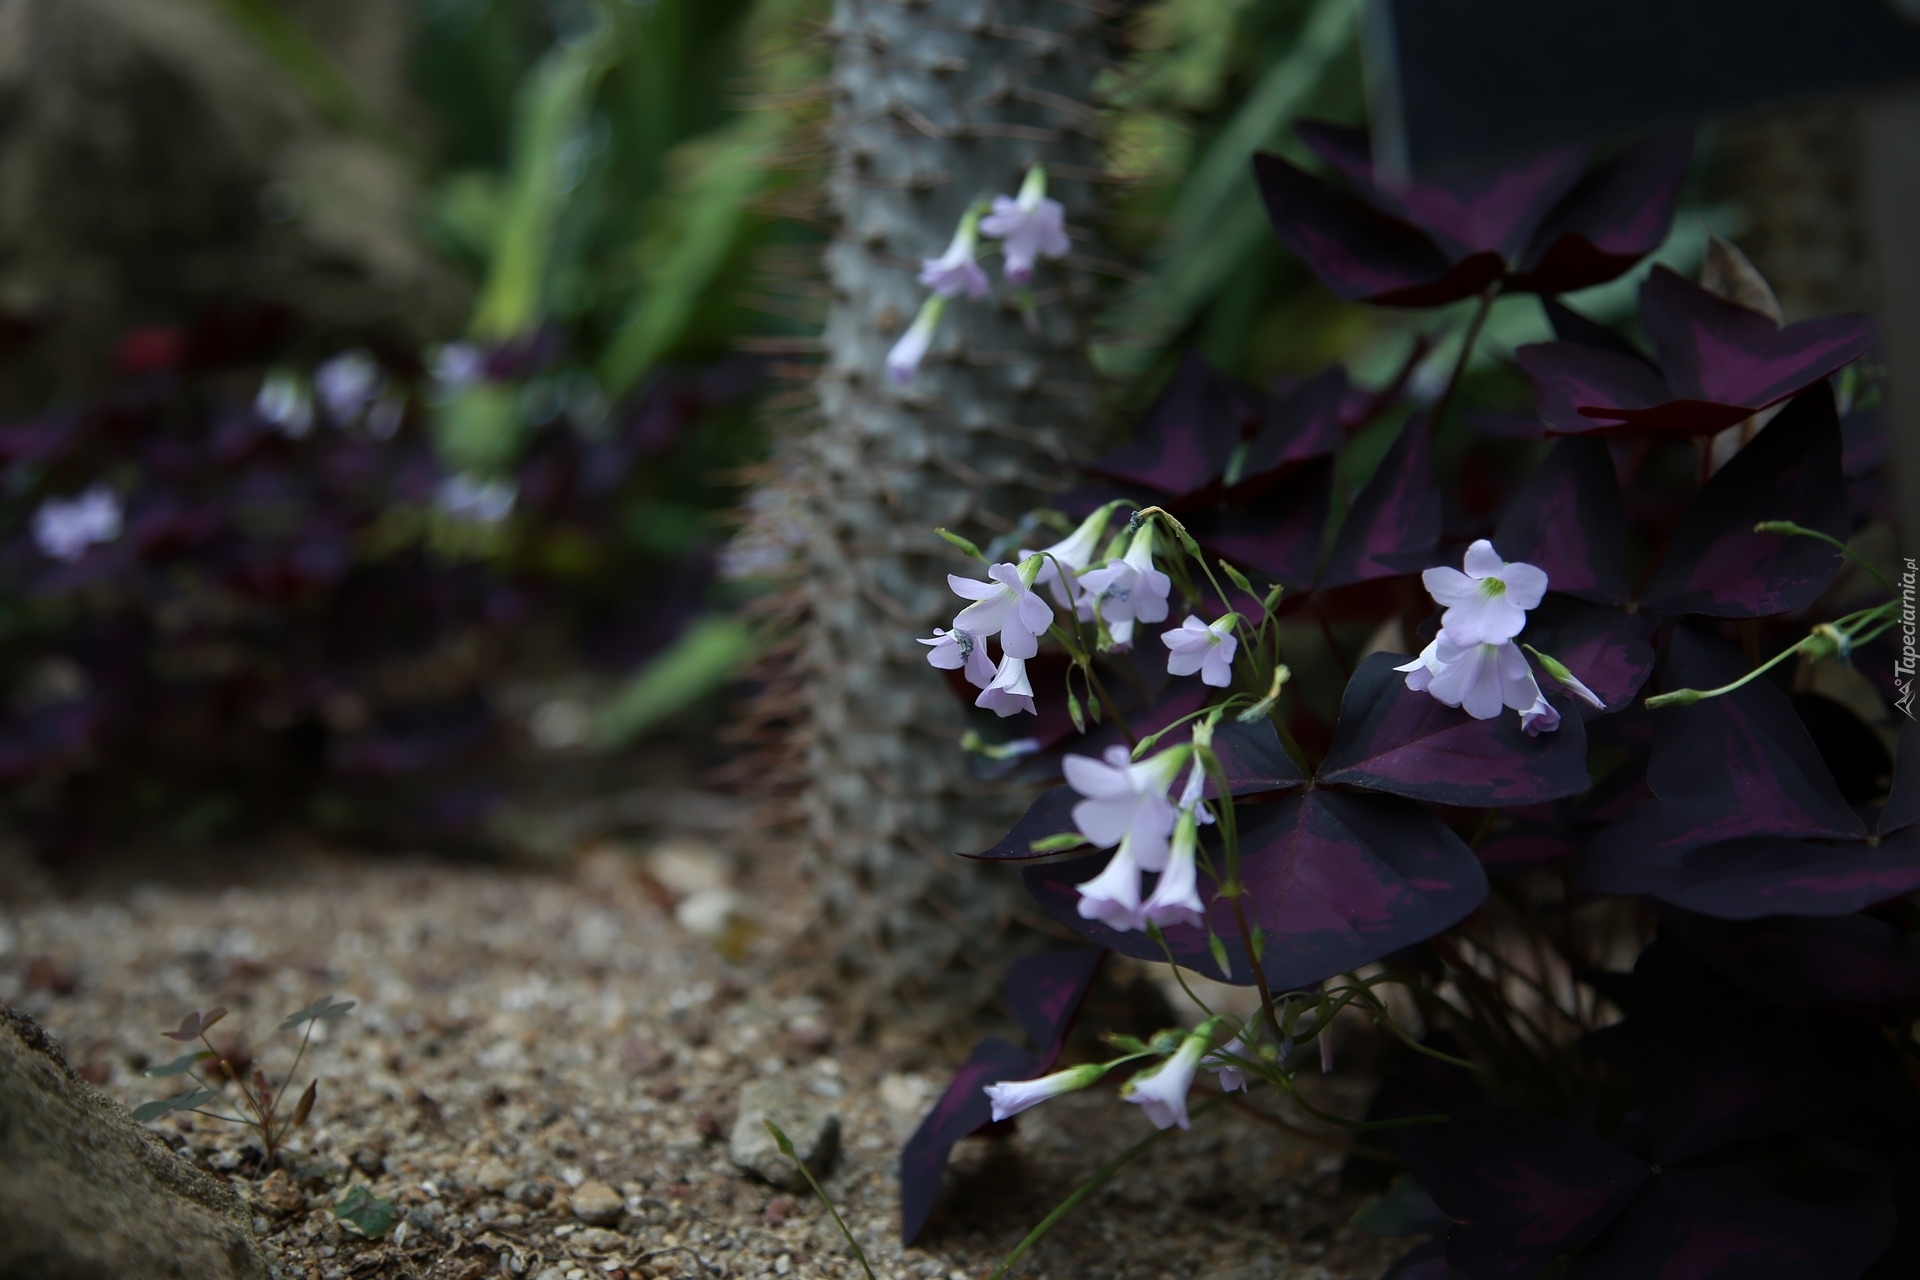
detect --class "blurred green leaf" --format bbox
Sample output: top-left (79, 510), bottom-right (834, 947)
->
top-left (334, 1185), bottom-right (398, 1240)
top-left (595, 615), bottom-right (757, 747)
top-left (1105, 0), bottom-right (1359, 371)
top-left (145, 1051), bottom-right (214, 1079)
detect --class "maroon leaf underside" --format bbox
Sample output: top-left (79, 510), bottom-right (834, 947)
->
top-left (1002, 948), bottom-right (1104, 1070)
top-left (898, 1037), bottom-right (1036, 1245)
top-left (1507, 132), bottom-right (1694, 296)
top-left (1640, 266), bottom-right (1875, 407)
top-left (1021, 790), bottom-right (1487, 991)
top-left (1493, 437), bottom-right (1633, 605)
top-left (1318, 414), bottom-right (1442, 589)
top-left (1253, 153), bottom-right (1503, 307)
top-left (1317, 652), bottom-right (1591, 808)
top-left (1639, 384), bottom-right (1848, 619)
top-left (1238, 365), bottom-right (1348, 480)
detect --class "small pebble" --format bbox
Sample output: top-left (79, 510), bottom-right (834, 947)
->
top-left (571, 1179), bottom-right (625, 1227)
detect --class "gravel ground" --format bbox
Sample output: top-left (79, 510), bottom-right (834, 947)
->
top-left (0, 841), bottom-right (1409, 1280)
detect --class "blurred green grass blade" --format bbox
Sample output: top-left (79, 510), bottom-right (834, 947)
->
top-left (1110, 0), bottom-right (1358, 365)
top-left (200, 0), bottom-right (416, 157)
top-left (472, 43), bottom-right (608, 341)
top-left (598, 114), bottom-right (782, 395)
top-left (595, 615), bottom-right (756, 747)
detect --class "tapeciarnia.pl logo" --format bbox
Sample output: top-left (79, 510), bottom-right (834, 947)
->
top-left (1900, 558), bottom-right (1917, 721)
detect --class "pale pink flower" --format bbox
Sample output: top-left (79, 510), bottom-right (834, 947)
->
top-left (1203, 1032), bottom-right (1256, 1093)
top-left (919, 626), bottom-right (995, 689)
top-left (975, 653), bottom-right (1036, 717)
top-left (1078, 525), bottom-right (1170, 647)
top-left (32, 486), bottom-right (122, 561)
top-left (1397, 635), bottom-right (1551, 726)
top-left (918, 207), bottom-right (990, 300)
top-left (1140, 758), bottom-right (1209, 929)
top-left (1062, 745), bottom-right (1186, 871)
top-left (1420, 539), bottom-right (1548, 645)
top-left (1122, 1029), bottom-right (1209, 1130)
top-left (984, 1063), bottom-right (1105, 1122)
top-left (887, 295), bottom-right (947, 385)
top-left (981, 166), bottom-right (1071, 284)
top-left (1023, 505), bottom-right (1117, 612)
top-left (949, 561), bottom-right (1055, 659)
top-left (1162, 615), bottom-right (1238, 687)
top-left (1075, 840), bottom-right (1144, 931)
top-left (1520, 693), bottom-right (1562, 737)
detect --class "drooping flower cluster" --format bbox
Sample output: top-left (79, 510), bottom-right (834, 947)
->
top-left (1395, 540), bottom-right (1597, 734)
top-left (921, 558), bottom-right (1055, 717)
top-left (886, 166), bottom-right (1073, 384)
top-left (1067, 740), bottom-right (1211, 931)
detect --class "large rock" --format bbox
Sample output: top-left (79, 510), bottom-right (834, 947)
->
top-left (0, 1004), bottom-right (269, 1280)
top-left (0, 0), bottom-right (466, 390)
top-left (728, 1077), bottom-right (840, 1192)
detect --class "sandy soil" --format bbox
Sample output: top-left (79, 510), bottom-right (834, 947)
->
top-left (0, 843), bottom-right (1411, 1280)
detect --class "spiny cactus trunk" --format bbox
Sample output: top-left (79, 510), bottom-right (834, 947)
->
top-left (777, 0), bottom-right (1119, 1031)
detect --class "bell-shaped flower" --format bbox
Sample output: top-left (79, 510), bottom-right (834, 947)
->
top-left (918, 204), bottom-right (990, 300)
top-left (1519, 693), bottom-right (1562, 737)
top-left (1024, 503), bottom-right (1119, 612)
top-left (1525, 643), bottom-right (1606, 710)
top-left (1122, 1027), bottom-right (1209, 1130)
top-left (919, 626), bottom-right (995, 689)
top-left (1203, 1031), bottom-right (1257, 1093)
top-left (1063, 744), bottom-right (1187, 871)
top-left (1397, 635), bottom-right (1551, 726)
top-left (984, 1063), bottom-right (1107, 1122)
top-left (1140, 764), bottom-right (1209, 929)
top-left (949, 559), bottom-right (1054, 659)
top-left (975, 653), bottom-right (1036, 717)
top-left (1075, 839), bottom-right (1144, 930)
top-left (1078, 524), bottom-right (1171, 648)
top-left (1162, 614), bottom-right (1239, 687)
top-left (981, 165), bottom-right (1071, 284)
top-left (887, 295), bottom-right (948, 385)
top-left (32, 486), bottom-right (122, 562)
top-left (1420, 539), bottom-right (1548, 645)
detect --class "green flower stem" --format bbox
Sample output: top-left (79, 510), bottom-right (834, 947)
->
top-left (985, 1097), bottom-right (1228, 1280)
top-left (763, 1121), bottom-right (875, 1280)
top-left (1646, 599), bottom-right (1898, 709)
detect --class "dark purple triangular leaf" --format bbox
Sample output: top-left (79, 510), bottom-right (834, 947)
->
top-left (1493, 439), bottom-right (1632, 605)
top-left (1641, 266), bottom-right (1875, 410)
top-left (1396, 1104), bottom-right (1648, 1280)
top-left (1519, 597), bottom-right (1656, 712)
top-left (1539, 298), bottom-right (1650, 363)
top-left (1881, 720), bottom-right (1920, 839)
top-left (1564, 1162), bottom-right (1893, 1280)
top-left (1080, 349), bottom-right (1259, 497)
top-left (1022, 791), bottom-right (1487, 989)
top-left (899, 1037), bottom-right (1037, 1245)
top-left (1660, 907), bottom-right (1920, 1011)
top-left (1187, 456), bottom-right (1332, 589)
top-left (1239, 366), bottom-right (1347, 481)
top-left (1317, 653), bottom-right (1590, 807)
top-left (1581, 630), bottom-right (1867, 896)
top-left (1587, 830), bottom-right (1920, 920)
top-left (1320, 414), bottom-right (1441, 589)
top-left (1515, 343), bottom-right (1734, 439)
top-left (1509, 132), bottom-right (1693, 295)
top-left (1253, 153), bottom-right (1502, 308)
top-left (1640, 384), bottom-right (1848, 618)
top-left (969, 720), bottom-right (1303, 860)
top-left (1002, 949), bottom-right (1103, 1070)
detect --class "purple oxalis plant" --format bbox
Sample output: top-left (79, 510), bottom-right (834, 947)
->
top-left (886, 121), bottom-right (1919, 1280)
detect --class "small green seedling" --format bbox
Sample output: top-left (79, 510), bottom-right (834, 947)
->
top-left (764, 1119), bottom-right (876, 1280)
